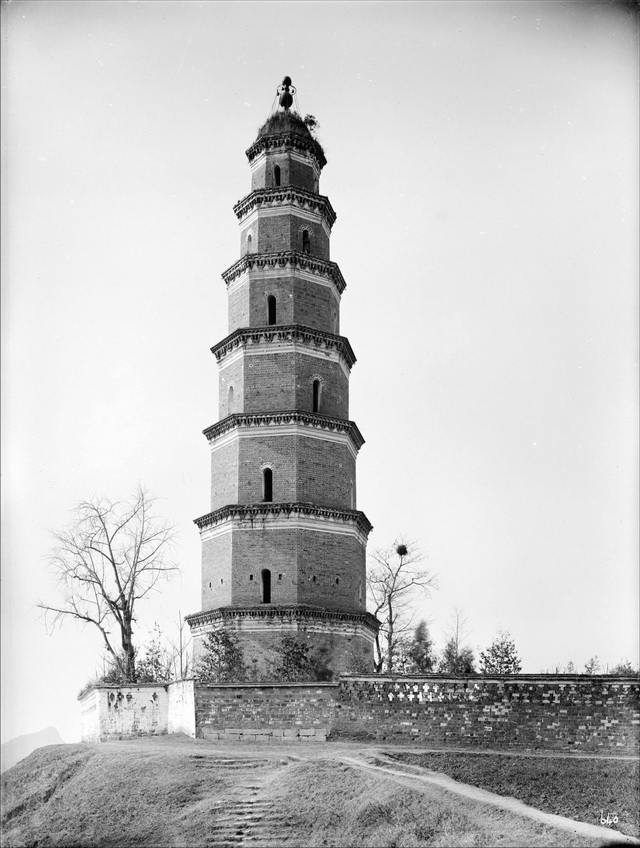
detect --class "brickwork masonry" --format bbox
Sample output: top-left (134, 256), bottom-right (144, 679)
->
top-left (332, 674), bottom-right (640, 753)
top-left (80, 674), bottom-right (639, 754)
top-left (192, 674), bottom-right (639, 753)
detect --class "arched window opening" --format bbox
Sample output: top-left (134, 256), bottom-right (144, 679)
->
top-left (249, 574), bottom-right (254, 581)
top-left (312, 379), bottom-right (321, 413)
top-left (335, 577), bottom-right (340, 585)
top-left (274, 164), bottom-right (281, 186)
top-left (262, 467), bottom-right (273, 502)
top-left (228, 385), bottom-right (234, 414)
top-left (267, 295), bottom-right (276, 326)
top-left (261, 569), bottom-right (271, 603)
top-left (312, 575), bottom-right (317, 583)
top-left (302, 229), bottom-right (310, 254)
top-left (246, 233), bottom-right (253, 254)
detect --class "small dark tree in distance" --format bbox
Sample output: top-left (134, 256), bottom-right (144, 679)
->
top-left (607, 661), bottom-right (639, 676)
top-left (479, 630), bottom-right (522, 675)
top-left (136, 623), bottom-right (173, 683)
top-left (584, 656), bottom-right (601, 675)
top-left (440, 640), bottom-right (476, 674)
top-left (408, 620), bottom-right (436, 673)
top-left (196, 628), bottom-right (246, 683)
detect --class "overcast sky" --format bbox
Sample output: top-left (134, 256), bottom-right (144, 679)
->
top-left (2, 0), bottom-right (638, 744)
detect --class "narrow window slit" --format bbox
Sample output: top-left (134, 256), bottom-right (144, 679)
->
top-left (312, 379), bottom-right (321, 413)
top-left (263, 468), bottom-right (273, 502)
top-left (267, 295), bottom-right (276, 326)
top-left (261, 569), bottom-right (271, 603)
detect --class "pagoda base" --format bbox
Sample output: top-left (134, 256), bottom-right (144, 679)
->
top-left (186, 605), bottom-right (379, 679)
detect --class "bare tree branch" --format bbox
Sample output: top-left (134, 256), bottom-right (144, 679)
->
top-left (366, 539), bottom-right (437, 673)
top-left (39, 487), bottom-right (178, 682)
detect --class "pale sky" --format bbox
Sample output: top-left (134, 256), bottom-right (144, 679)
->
top-left (2, 0), bottom-right (638, 745)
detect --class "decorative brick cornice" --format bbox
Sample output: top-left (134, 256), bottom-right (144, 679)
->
top-left (194, 502), bottom-right (373, 537)
top-left (203, 411), bottom-right (365, 451)
top-left (186, 604), bottom-right (379, 634)
top-left (222, 251), bottom-right (346, 295)
top-left (233, 187), bottom-right (336, 229)
top-left (211, 324), bottom-right (356, 369)
top-left (246, 133), bottom-right (327, 170)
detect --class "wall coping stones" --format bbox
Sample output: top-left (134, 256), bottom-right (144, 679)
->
top-left (78, 682), bottom-right (172, 701)
top-left (196, 681), bottom-right (338, 689)
top-left (338, 673), bottom-right (640, 683)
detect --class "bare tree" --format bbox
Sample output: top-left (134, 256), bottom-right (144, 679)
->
top-left (438, 606), bottom-right (476, 673)
top-left (367, 540), bottom-right (437, 673)
top-left (165, 611), bottom-right (194, 680)
top-left (39, 487), bottom-right (178, 682)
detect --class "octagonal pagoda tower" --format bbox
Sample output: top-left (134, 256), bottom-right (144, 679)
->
top-left (187, 79), bottom-right (378, 677)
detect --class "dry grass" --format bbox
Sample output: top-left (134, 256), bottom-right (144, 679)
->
top-left (1, 742), bottom-right (232, 846)
top-left (265, 759), bottom-right (602, 847)
top-left (390, 751), bottom-right (640, 839)
top-left (0, 739), bottom-right (613, 848)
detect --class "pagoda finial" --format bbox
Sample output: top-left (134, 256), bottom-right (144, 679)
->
top-left (277, 76), bottom-right (295, 111)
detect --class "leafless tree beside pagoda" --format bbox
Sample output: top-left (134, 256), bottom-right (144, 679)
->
top-left (367, 541), bottom-right (437, 673)
top-left (39, 487), bottom-right (178, 682)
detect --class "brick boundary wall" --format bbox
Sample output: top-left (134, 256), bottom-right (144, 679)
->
top-left (80, 675), bottom-right (639, 754)
top-left (194, 682), bottom-right (335, 742)
top-left (193, 675), bottom-right (639, 754)
top-left (332, 674), bottom-right (640, 754)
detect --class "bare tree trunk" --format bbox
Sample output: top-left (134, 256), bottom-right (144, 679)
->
top-left (374, 631), bottom-right (383, 673)
top-left (386, 596), bottom-right (394, 673)
top-left (122, 608), bottom-right (136, 681)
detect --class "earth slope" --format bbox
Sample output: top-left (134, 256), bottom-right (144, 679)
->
top-left (1, 728), bottom-right (64, 774)
top-left (1, 735), bottom-right (634, 847)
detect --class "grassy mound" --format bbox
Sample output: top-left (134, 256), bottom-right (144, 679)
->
top-left (1, 738), bottom-right (618, 847)
top-left (390, 751), bottom-right (640, 839)
top-left (1, 740), bottom-right (230, 847)
top-left (269, 759), bottom-right (601, 847)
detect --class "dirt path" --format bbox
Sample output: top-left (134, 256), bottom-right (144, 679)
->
top-left (335, 750), bottom-right (639, 846)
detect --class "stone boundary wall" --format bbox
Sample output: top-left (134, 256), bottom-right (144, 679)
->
top-left (332, 674), bottom-right (640, 754)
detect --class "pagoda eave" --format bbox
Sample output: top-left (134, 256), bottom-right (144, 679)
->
top-left (203, 411), bottom-right (365, 451)
top-left (194, 502), bottom-right (373, 537)
top-left (210, 324), bottom-right (357, 369)
top-left (221, 251), bottom-right (346, 295)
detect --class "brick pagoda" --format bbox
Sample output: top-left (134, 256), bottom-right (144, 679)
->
top-left (186, 78), bottom-right (378, 677)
